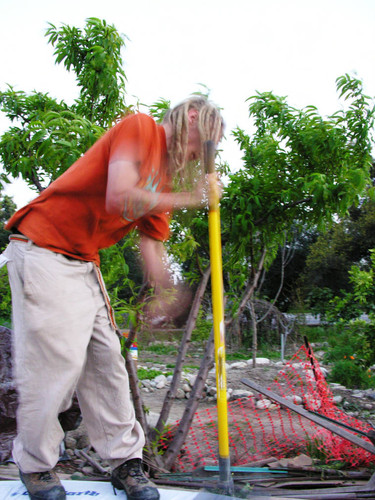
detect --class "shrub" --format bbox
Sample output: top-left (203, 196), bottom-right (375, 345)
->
top-left (328, 359), bottom-right (375, 389)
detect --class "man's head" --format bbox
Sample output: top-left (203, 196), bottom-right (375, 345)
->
top-left (163, 96), bottom-right (224, 180)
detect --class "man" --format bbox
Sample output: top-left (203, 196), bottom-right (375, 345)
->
top-left (2, 96), bottom-right (224, 500)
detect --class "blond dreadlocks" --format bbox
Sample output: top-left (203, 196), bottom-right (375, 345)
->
top-left (163, 97), bottom-right (224, 184)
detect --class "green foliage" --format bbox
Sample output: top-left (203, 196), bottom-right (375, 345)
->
top-left (322, 321), bottom-right (375, 388)
top-left (0, 89), bottom-right (104, 190)
top-left (227, 75), bottom-right (374, 247)
top-left (323, 325), bottom-right (372, 364)
top-left (328, 359), bottom-right (375, 389)
top-left (0, 193), bottom-right (16, 251)
top-left (221, 74), bottom-right (375, 331)
top-left (0, 192), bottom-right (16, 323)
top-left (0, 267), bottom-right (11, 324)
top-left (148, 98), bottom-right (171, 124)
top-left (99, 235), bottom-right (144, 328)
top-left (0, 18), bottom-right (128, 191)
top-left (191, 310), bottom-right (212, 342)
top-left (299, 325), bottom-right (334, 343)
top-left (301, 199), bottom-right (375, 301)
top-left (142, 344), bottom-right (178, 355)
top-left (137, 367), bottom-right (172, 380)
top-left (226, 351), bottom-right (250, 360)
top-left (46, 17), bottom-right (127, 127)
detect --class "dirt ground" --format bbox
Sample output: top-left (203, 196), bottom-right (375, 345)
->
top-left (138, 347), bottom-right (293, 422)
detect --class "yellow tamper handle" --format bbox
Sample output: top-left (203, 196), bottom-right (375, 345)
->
top-left (204, 140), bottom-right (234, 494)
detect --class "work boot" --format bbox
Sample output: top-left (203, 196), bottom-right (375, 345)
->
top-left (111, 458), bottom-right (159, 500)
top-left (20, 470), bottom-right (66, 500)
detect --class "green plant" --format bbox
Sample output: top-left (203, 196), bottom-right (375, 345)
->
top-left (143, 344), bottom-right (178, 355)
top-left (328, 359), bottom-right (375, 389)
top-left (191, 310), bottom-right (212, 342)
top-left (226, 351), bottom-right (250, 360)
top-left (137, 368), bottom-right (172, 380)
top-left (305, 436), bottom-right (332, 463)
top-left (0, 268), bottom-right (11, 323)
top-left (257, 343), bottom-right (281, 360)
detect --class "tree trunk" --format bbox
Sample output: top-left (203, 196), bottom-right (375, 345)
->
top-left (226, 248), bottom-right (267, 330)
top-left (149, 266), bottom-right (211, 444)
top-left (249, 299), bottom-right (257, 368)
top-left (161, 328), bottom-right (215, 470)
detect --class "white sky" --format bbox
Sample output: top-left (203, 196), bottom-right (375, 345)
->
top-left (1, 0), bottom-right (375, 207)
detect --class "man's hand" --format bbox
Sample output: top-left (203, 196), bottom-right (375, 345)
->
top-left (139, 235), bottom-right (192, 325)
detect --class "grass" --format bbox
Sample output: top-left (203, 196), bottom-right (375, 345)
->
top-left (141, 344), bottom-right (178, 355)
top-left (226, 351), bottom-right (249, 361)
top-left (137, 367), bottom-right (173, 380)
top-left (0, 318), bottom-right (11, 329)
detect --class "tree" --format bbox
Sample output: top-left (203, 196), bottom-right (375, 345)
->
top-left (300, 198), bottom-right (375, 310)
top-left (258, 227), bottom-right (319, 312)
top-left (45, 18), bottom-right (127, 127)
top-left (0, 191), bottom-right (16, 324)
top-left (0, 18), bottom-right (128, 192)
top-left (222, 74), bottom-right (375, 353)
top-left (0, 192), bottom-right (16, 251)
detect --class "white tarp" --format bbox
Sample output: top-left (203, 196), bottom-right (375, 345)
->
top-left (0, 480), bottom-right (239, 499)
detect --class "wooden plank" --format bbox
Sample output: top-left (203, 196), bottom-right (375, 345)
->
top-left (241, 378), bottom-right (375, 455)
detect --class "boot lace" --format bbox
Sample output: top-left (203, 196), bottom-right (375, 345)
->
top-left (39, 471), bottom-right (54, 482)
top-left (119, 461), bottom-right (148, 484)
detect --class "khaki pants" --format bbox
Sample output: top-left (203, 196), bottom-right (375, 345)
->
top-left (3, 238), bottom-right (144, 473)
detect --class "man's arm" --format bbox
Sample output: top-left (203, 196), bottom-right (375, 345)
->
top-left (139, 233), bottom-right (192, 324)
top-left (106, 159), bottom-right (208, 218)
top-left (139, 234), bottom-right (171, 289)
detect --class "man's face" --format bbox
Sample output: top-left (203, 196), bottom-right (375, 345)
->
top-left (185, 110), bottom-right (201, 164)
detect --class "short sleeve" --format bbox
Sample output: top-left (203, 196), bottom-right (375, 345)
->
top-left (136, 212), bottom-right (171, 241)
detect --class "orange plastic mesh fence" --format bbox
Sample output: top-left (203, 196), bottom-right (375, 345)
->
top-left (160, 345), bottom-right (374, 471)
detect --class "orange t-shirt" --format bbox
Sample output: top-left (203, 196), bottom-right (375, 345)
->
top-left (5, 113), bottom-right (171, 266)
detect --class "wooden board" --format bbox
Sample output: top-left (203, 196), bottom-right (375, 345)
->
top-left (241, 378), bottom-right (375, 455)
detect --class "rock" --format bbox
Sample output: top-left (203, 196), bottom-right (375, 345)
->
top-left (146, 411), bottom-right (160, 428)
top-left (65, 448), bottom-right (75, 458)
top-left (207, 386), bottom-right (217, 397)
top-left (314, 350), bottom-right (326, 358)
top-left (154, 374), bottom-right (167, 385)
top-left (230, 362), bottom-right (247, 369)
top-left (81, 466), bottom-right (95, 475)
top-left (187, 374), bottom-right (197, 387)
top-left (76, 434), bottom-right (90, 450)
top-left (329, 383), bottom-right (347, 390)
top-left (303, 394), bottom-right (322, 410)
top-left (352, 391), bottom-right (365, 398)
top-left (247, 358), bottom-right (271, 366)
top-left (274, 453), bottom-right (313, 468)
top-left (231, 389), bottom-right (255, 399)
top-left (176, 388), bottom-right (185, 399)
top-left (64, 436), bottom-right (77, 450)
top-left (285, 395), bottom-right (303, 405)
top-left (0, 326), bottom-right (17, 424)
top-left (333, 395), bottom-right (343, 404)
top-left (291, 362), bottom-right (304, 369)
top-left (182, 383), bottom-right (191, 393)
top-left (256, 399), bottom-right (272, 409)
